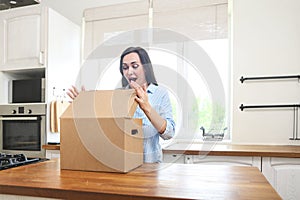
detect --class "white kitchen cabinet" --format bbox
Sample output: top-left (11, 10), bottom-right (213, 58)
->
top-left (262, 157), bottom-right (300, 200)
top-left (0, 194), bottom-right (57, 200)
top-left (45, 150), bottom-right (60, 159)
top-left (163, 153), bottom-right (185, 164)
top-left (0, 5), bottom-right (80, 143)
top-left (45, 7), bottom-right (80, 143)
top-left (0, 5), bottom-right (46, 71)
top-left (186, 155), bottom-right (261, 170)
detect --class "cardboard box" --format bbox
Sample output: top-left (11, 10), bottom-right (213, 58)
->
top-left (60, 89), bottom-right (143, 173)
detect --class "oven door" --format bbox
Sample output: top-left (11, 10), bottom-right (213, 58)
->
top-left (0, 115), bottom-right (46, 157)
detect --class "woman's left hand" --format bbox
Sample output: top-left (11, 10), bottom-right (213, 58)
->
top-left (130, 81), bottom-right (167, 133)
top-left (129, 81), bottom-right (151, 113)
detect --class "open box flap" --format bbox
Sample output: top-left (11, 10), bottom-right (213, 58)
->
top-left (61, 89), bottom-right (138, 118)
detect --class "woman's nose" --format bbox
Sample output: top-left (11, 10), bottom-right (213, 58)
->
top-left (128, 66), bottom-right (134, 74)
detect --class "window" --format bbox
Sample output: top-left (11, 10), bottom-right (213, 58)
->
top-left (82, 0), bottom-right (230, 144)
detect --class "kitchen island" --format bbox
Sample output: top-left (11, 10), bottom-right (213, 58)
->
top-left (0, 158), bottom-right (281, 199)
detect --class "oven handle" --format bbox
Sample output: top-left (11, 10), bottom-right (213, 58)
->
top-left (0, 117), bottom-right (39, 121)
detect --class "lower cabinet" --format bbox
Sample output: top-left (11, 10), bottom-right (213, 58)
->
top-left (0, 194), bottom-right (57, 200)
top-left (185, 155), bottom-right (261, 170)
top-left (163, 153), bottom-right (185, 164)
top-left (262, 157), bottom-right (300, 200)
top-left (45, 150), bottom-right (60, 159)
top-left (163, 153), bottom-right (261, 170)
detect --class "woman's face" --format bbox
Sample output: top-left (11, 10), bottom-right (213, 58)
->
top-left (122, 52), bottom-right (147, 86)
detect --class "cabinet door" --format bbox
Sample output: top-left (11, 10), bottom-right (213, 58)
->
top-left (262, 157), bottom-right (300, 200)
top-left (0, 5), bottom-right (45, 71)
top-left (163, 153), bottom-right (185, 164)
top-left (188, 155), bottom-right (261, 170)
top-left (45, 150), bottom-right (60, 159)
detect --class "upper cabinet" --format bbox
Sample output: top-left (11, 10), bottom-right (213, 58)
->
top-left (0, 5), bottom-right (46, 71)
top-left (0, 5), bottom-right (81, 143)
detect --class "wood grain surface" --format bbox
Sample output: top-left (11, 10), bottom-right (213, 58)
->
top-left (0, 159), bottom-right (281, 200)
top-left (163, 143), bottom-right (300, 158)
top-left (43, 143), bottom-right (300, 158)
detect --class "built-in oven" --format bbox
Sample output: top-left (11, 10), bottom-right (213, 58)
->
top-left (0, 104), bottom-right (46, 158)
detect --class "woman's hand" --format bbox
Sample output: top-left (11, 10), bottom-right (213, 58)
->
top-left (129, 81), bottom-right (167, 134)
top-left (67, 85), bottom-right (85, 100)
top-left (129, 81), bottom-right (151, 113)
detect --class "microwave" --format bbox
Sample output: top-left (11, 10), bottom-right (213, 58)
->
top-left (9, 78), bottom-right (45, 103)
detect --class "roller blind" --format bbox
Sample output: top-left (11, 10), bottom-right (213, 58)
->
top-left (152, 0), bottom-right (228, 40)
top-left (83, 1), bottom-right (149, 59)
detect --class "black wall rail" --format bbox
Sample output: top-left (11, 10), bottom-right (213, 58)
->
top-left (240, 75), bottom-right (300, 83)
top-left (239, 104), bottom-right (300, 111)
top-left (240, 103), bottom-right (300, 140)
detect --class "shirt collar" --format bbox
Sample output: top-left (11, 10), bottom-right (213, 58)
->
top-left (146, 83), bottom-right (157, 94)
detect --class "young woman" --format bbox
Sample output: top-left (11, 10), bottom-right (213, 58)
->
top-left (68, 47), bottom-right (175, 163)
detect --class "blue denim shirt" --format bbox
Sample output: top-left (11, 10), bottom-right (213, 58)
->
top-left (133, 84), bottom-right (176, 163)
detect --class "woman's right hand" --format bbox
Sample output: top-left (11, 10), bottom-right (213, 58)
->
top-left (67, 85), bottom-right (85, 100)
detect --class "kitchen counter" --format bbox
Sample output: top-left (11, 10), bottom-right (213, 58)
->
top-left (42, 144), bottom-right (60, 150)
top-left (0, 158), bottom-right (280, 199)
top-left (163, 142), bottom-right (300, 158)
top-left (43, 143), bottom-right (300, 157)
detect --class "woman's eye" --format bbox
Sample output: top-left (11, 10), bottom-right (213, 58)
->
top-left (122, 65), bottom-right (128, 70)
top-left (132, 64), bottom-right (139, 68)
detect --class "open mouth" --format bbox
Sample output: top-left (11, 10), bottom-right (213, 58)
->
top-left (128, 78), bottom-right (137, 82)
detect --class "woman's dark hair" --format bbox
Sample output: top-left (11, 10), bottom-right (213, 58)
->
top-left (119, 47), bottom-right (158, 87)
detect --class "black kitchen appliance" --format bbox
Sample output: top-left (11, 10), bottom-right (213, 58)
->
top-left (9, 78), bottom-right (45, 103)
top-left (0, 152), bottom-right (46, 170)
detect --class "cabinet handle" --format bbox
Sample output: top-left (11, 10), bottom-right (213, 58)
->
top-left (39, 51), bottom-right (44, 65)
top-left (0, 117), bottom-right (38, 121)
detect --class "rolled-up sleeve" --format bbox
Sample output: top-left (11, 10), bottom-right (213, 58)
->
top-left (159, 90), bottom-right (176, 140)
top-left (134, 84), bottom-right (176, 163)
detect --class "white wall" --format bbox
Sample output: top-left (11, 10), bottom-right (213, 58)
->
top-left (46, 8), bottom-right (81, 143)
top-left (231, 0), bottom-right (300, 144)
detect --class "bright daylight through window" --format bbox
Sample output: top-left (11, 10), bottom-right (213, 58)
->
top-left (94, 0), bottom-right (229, 144)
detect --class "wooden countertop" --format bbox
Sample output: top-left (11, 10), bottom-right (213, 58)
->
top-left (163, 143), bottom-right (300, 158)
top-left (0, 158), bottom-right (280, 200)
top-left (42, 144), bottom-right (60, 150)
top-left (43, 143), bottom-right (300, 158)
